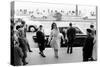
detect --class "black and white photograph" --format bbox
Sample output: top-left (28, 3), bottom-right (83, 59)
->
top-left (10, 1), bottom-right (97, 66)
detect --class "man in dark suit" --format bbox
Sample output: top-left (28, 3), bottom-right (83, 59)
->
top-left (67, 23), bottom-right (76, 54)
top-left (36, 25), bottom-right (46, 57)
top-left (83, 29), bottom-right (94, 61)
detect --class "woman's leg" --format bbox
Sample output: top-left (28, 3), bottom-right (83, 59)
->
top-left (54, 49), bottom-right (58, 58)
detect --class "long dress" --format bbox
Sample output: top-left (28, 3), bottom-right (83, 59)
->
top-left (92, 35), bottom-right (97, 60)
top-left (49, 29), bottom-right (62, 50)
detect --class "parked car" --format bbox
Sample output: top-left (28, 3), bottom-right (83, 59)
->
top-left (59, 26), bottom-right (87, 47)
top-left (33, 26), bottom-right (87, 47)
top-left (27, 25), bottom-right (38, 32)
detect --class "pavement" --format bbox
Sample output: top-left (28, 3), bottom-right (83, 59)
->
top-left (26, 47), bottom-right (83, 65)
top-left (25, 32), bottom-right (83, 65)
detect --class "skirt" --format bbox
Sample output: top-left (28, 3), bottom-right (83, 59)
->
top-left (50, 38), bottom-right (60, 50)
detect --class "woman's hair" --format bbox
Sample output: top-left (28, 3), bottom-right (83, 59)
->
top-left (51, 22), bottom-right (57, 30)
top-left (87, 29), bottom-right (92, 33)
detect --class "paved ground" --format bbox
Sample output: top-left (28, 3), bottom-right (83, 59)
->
top-left (26, 47), bottom-right (83, 65)
top-left (25, 32), bottom-right (83, 65)
top-left (26, 32), bottom-right (38, 48)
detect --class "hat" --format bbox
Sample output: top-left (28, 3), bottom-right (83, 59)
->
top-left (87, 29), bottom-right (92, 33)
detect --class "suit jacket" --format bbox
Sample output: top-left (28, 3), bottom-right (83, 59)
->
top-left (36, 30), bottom-right (45, 44)
top-left (67, 27), bottom-right (76, 38)
top-left (67, 27), bottom-right (76, 41)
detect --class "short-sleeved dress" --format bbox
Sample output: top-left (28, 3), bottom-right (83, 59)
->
top-left (49, 29), bottom-right (62, 49)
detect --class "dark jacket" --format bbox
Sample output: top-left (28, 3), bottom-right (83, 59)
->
top-left (14, 46), bottom-right (23, 66)
top-left (67, 27), bottom-right (76, 41)
top-left (83, 35), bottom-right (94, 58)
top-left (18, 37), bottom-right (28, 51)
top-left (36, 30), bottom-right (45, 44)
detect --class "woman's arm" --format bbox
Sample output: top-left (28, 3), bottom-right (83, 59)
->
top-left (61, 33), bottom-right (65, 44)
top-left (48, 30), bottom-right (53, 45)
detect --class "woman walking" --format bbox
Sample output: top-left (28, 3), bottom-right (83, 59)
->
top-left (92, 31), bottom-right (97, 61)
top-left (48, 22), bottom-right (64, 58)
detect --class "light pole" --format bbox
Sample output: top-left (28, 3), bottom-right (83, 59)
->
top-left (76, 4), bottom-right (78, 16)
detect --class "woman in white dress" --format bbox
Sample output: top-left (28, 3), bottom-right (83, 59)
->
top-left (92, 31), bottom-right (97, 61)
top-left (48, 22), bottom-right (64, 58)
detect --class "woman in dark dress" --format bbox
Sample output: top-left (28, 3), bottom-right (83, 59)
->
top-left (83, 29), bottom-right (94, 61)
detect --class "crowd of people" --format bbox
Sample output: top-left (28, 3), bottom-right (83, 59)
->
top-left (11, 18), bottom-right (32, 66)
top-left (11, 18), bottom-right (97, 66)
